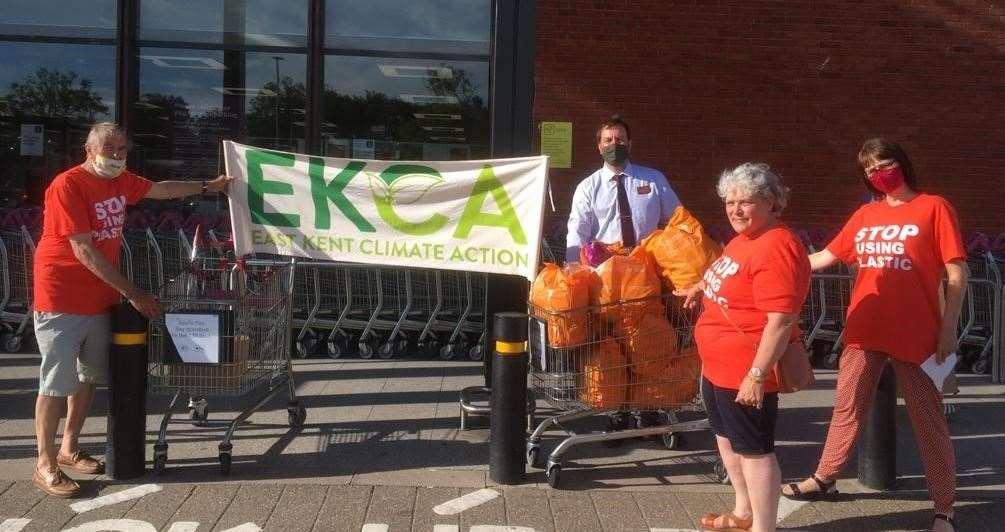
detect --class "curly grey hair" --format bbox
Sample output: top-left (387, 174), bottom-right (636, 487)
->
top-left (85, 122), bottom-right (128, 152)
top-left (716, 162), bottom-right (790, 212)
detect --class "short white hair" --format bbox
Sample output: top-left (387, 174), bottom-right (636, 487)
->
top-left (85, 122), bottom-right (128, 151)
top-left (717, 162), bottom-right (790, 212)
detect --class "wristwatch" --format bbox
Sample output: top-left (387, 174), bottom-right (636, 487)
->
top-left (747, 367), bottom-right (766, 383)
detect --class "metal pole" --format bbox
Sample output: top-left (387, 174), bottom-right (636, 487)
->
top-left (858, 362), bottom-right (897, 489)
top-left (488, 312), bottom-right (528, 484)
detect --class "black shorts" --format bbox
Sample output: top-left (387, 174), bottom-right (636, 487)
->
top-left (701, 376), bottom-right (778, 455)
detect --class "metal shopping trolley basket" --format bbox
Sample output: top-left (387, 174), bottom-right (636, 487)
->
top-left (526, 293), bottom-right (717, 488)
top-left (147, 254), bottom-right (304, 475)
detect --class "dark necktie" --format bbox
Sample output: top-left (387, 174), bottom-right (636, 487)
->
top-left (615, 174), bottom-right (636, 247)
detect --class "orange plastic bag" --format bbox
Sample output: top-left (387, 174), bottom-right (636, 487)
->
top-left (581, 340), bottom-right (628, 408)
top-left (642, 206), bottom-right (721, 290)
top-left (628, 345), bottom-right (701, 408)
top-left (530, 263), bottom-right (591, 347)
top-left (625, 311), bottom-right (679, 377)
top-left (593, 246), bottom-right (662, 332)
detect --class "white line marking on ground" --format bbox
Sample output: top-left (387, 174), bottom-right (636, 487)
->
top-left (0, 519), bottom-right (31, 532)
top-left (361, 525), bottom-right (389, 532)
top-left (432, 526), bottom-right (460, 532)
top-left (70, 484), bottom-right (163, 514)
top-left (61, 519), bottom-right (156, 532)
top-left (433, 488), bottom-right (501, 516)
top-left (777, 496), bottom-right (808, 524)
top-left (218, 524), bottom-right (262, 532)
top-left (166, 523), bottom-right (199, 532)
top-left (468, 522), bottom-right (538, 526)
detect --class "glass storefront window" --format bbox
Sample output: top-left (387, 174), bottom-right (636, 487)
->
top-left (326, 0), bottom-right (490, 55)
top-left (0, 0), bottom-right (116, 39)
top-left (0, 42), bottom-right (116, 206)
top-left (132, 48), bottom-right (306, 181)
top-left (139, 0), bottom-right (308, 47)
top-left (323, 56), bottom-right (489, 160)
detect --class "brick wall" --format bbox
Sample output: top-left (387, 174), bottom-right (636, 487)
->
top-left (534, 0), bottom-right (1005, 243)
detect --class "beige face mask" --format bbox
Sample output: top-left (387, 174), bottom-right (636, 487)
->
top-left (93, 154), bottom-right (126, 178)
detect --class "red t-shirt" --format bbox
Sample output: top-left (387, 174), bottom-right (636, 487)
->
top-left (694, 224), bottom-right (811, 391)
top-left (33, 166), bottom-right (153, 315)
top-left (826, 194), bottom-right (965, 364)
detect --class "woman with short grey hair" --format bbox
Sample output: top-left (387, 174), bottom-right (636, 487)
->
top-left (675, 163), bottom-right (810, 532)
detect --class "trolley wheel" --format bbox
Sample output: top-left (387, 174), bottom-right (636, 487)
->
top-left (326, 338), bottom-right (343, 359)
top-left (153, 453), bottom-right (167, 475)
top-left (601, 413), bottom-right (631, 448)
top-left (377, 342), bottom-right (396, 359)
top-left (190, 404), bottom-right (209, 425)
top-left (287, 404), bottom-right (307, 427)
top-left (823, 349), bottom-right (841, 370)
top-left (296, 331), bottom-right (319, 359)
top-left (358, 338), bottom-right (378, 359)
top-left (439, 342), bottom-right (461, 360)
top-left (467, 343), bottom-right (484, 361)
top-left (713, 457), bottom-right (729, 484)
top-left (527, 445), bottom-right (543, 469)
top-left (972, 356), bottom-right (990, 375)
top-left (3, 334), bottom-right (23, 354)
top-left (546, 464), bottom-right (562, 488)
top-left (219, 452), bottom-right (232, 475)
top-left (661, 432), bottom-right (682, 450)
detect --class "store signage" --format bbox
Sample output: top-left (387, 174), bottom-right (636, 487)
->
top-left (540, 121), bottom-right (572, 168)
top-left (20, 124), bottom-right (44, 156)
top-left (164, 312), bottom-right (221, 364)
top-left (225, 141), bottom-right (549, 281)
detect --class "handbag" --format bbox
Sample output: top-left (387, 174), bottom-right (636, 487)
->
top-left (713, 303), bottom-right (815, 393)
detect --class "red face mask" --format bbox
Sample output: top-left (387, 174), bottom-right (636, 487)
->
top-left (867, 165), bottom-right (905, 194)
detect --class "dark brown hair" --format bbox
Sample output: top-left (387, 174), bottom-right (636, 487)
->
top-left (596, 115), bottom-right (631, 142)
top-left (857, 137), bottom-right (918, 198)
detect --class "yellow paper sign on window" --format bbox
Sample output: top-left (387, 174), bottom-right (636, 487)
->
top-left (540, 121), bottom-right (572, 168)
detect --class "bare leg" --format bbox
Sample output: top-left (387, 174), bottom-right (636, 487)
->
top-left (741, 452), bottom-right (782, 532)
top-left (59, 383), bottom-right (96, 457)
top-left (717, 435), bottom-right (753, 522)
top-left (35, 394), bottom-right (66, 471)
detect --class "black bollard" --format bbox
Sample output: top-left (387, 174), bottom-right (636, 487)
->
top-left (858, 362), bottom-right (897, 490)
top-left (489, 312), bottom-right (529, 485)
top-left (106, 302), bottom-right (149, 479)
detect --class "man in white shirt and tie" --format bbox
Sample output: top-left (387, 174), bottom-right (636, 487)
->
top-left (566, 115), bottom-right (682, 263)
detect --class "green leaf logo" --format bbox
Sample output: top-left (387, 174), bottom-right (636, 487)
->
top-left (367, 171), bottom-right (443, 205)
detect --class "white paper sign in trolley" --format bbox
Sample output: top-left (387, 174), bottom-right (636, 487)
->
top-left (165, 312), bottom-right (221, 364)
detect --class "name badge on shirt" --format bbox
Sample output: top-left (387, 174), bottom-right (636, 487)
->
top-left (636, 184), bottom-right (651, 194)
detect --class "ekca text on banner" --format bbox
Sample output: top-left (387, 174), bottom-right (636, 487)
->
top-left (224, 141), bottom-right (550, 281)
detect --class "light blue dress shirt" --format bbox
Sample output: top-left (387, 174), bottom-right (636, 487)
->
top-left (566, 161), bottom-right (681, 262)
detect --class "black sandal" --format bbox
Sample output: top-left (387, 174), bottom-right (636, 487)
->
top-left (782, 474), bottom-right (839, 501)
top-left (932, 513), bottom-right (956, 531)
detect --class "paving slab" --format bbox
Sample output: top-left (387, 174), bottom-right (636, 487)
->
top-left (548, 491), bottom-right (603, 532)
top-left (364, 485), bottom-right (416, 532)
top-left (312, 485), bottom-right (371, 532)
top-left (411, 486), bottom-right (460, 532)
top-left (212, 484), bottom-right (283, 531)
top-left (263, 484), bottom-right (328, 532)
top-left (121, 484), bottom-right (195, 531)
top-left (166, 484), bottom-right (239, 530)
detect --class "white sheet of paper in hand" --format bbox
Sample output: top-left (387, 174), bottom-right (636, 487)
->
top-left (920, 352), bottom-right (957, 390)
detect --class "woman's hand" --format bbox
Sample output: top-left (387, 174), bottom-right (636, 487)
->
top-left (735, 376), bottom-right (765, 409)
top-left (673, 283), bottom-right (704, 310)
top-left (935, 325), bottom-right (958, 364)
top-left (206, 174), bottom-right (233, 194)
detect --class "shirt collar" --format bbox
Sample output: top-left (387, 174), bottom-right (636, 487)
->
top-left (601, 161), bottom-right (634, 183)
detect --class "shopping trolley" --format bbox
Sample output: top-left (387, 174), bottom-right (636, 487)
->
top-left (804, 263), bottom-right (855, 369)
top-left (526, 293), bottom-right (716, 488)
top-left (147, 254), bottom-right (304, 475)
top-left (0, 226), bottom-right (36, 352)
top-left (957, 253), bottom-right (1000, 375)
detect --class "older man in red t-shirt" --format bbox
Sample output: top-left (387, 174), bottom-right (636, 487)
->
top-left (33, 122), bottom-right (231, 498)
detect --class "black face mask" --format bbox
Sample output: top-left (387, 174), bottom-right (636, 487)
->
top-left (601, 143), bottom-right (629, 166)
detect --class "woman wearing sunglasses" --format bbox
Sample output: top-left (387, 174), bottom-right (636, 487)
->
top-left (781, 138), bottom-right (967, 532)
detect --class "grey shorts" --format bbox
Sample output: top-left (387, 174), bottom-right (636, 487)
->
top-left (35, 311), bottom-right (111, 397)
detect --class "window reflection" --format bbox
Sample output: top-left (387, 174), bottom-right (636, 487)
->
top-left (0, 42), bottom-right (115, 206)
top-left (139, 0), bottom-right (308, 46)
top-left (326, 0), bottom-right (490, 55)
top-left (323, 56), bottom-right (489, 161)
top-left (132, 48), bottom-right (306, 181)
top-left (0, 0), bottom-right (116, 39)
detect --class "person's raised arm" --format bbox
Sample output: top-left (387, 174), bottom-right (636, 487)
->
top-left (145, 174), bottom-right (232, 200)
top-left (68, 234), bottom-right (159, 319)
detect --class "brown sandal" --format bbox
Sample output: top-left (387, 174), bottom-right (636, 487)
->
top-left (699, 511), bottom-right (753, 531)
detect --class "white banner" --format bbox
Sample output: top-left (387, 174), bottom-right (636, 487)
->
top-left (225, 141), bottom-right (549, 281)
